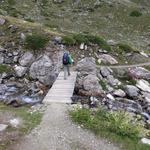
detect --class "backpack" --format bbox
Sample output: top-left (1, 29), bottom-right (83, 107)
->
top-left (63, 53), bottom-right (69, 65)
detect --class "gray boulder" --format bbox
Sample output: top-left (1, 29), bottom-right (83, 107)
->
top-left (14, 65), bottom-right (27, 77)
top-left (99, 54), bottom-right (118, 65)
top-left (19, 52), bottom-right (35, 67)
top-left (83, 74), bottom-right (103, 96)
top-left (100, 67), bottom-right (112, 77)
top-left (77, 57), bottom-right (96, 75)
top-left (107, 75), bottom-right (121, 86)
top-left (124, 85), bottom-right (140, 98)
top-left (0, 18), bottom-right (5, 25)
top-left (128, 67), bottom-right (150, 80)
top-left (29, 55), bottom-right (55, 86)
top-left (136, 79), bottom-right (150, 93)
top-left (113, 89), bottom-right (126, 97)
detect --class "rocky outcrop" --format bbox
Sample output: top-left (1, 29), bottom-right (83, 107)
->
top-left (29, 55), bottom-right (56, 86)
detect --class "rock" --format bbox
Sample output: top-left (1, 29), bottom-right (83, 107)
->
top-left (77, 57), bottom-right (97, 75)
top-left (107, 94), bottom-right (115, 101)
top-left (29, 55), bottom-right (55, 86)
top-left (107, 75), bottom-right (121, 86)
top-left (0, 124), bottom-right (8, 132)
top-left (141, 138), bottom-right (150, 145)
top-left (83, 74), bottom-right (103, 96)
top-left (142, 92), bottom-right (150, 103)
top-left (136, 79), bottom-right (150, 93)
top-left (80, 43), bottom-right (85, 50)
top-left (107, 40), bottom-right (117, 46)
top-left (19, 52), bottom-right (35, 67)
top-left (100, 67), bottom-right (112, 77)
top-left (124, 85), bottom-right (140, 98)
top-left (113, 89), bottom-right (126, 97)
top-left (53, 0), bottom-right (64, 3)
top-left (53, 36), bottom-right (62, 44)
top-left (0, 18), bottom-right (6, 25)
top-left (140, 51), bottom-right (149, 58)
top-left (14, 65), bottom-right (27, 77)
top-left (20, 33), bottom-right (26, 41)
top-left (0, 53), bottom-right (4, 64)
top-left (128, 67), bottom-right (150, 80)
top-left (99, 54), bottom-right (118, 65)
top-left (9, 118), bottom-right (20, 128)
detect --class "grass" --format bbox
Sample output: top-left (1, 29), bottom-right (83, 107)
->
top-left (0, 103), bottom-right (43, 150)
top-left (130, 10), bottom-right (142, 17)
top-left (70, 108), bottom-right (150, 150)
top-left (25, 34), bottom-right (49, 50)
top-left (0, 65), bottom-right (12, 73)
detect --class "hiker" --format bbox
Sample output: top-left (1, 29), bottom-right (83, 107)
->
top-left (62, 51), bottom-right (73, 80)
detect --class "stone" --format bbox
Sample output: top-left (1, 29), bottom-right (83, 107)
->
top-left (124, 85), bottom-right (140, 98)
top-left (99, 54), bottom-right (118, 65)
top-left (80, 43), bottom-right (85, 50)
top-left (107, 75), bottom-right (121, 86)
top-left (29, 55), bottom-right (55, 86)
top-left (19, 52), bottom-right (35, 67)
top-left (14, 65), bottom-right (27, 77)
top-left (53, 36), bottom-right (62, 44)
top-left (77, 57), bottom-right (97, 75)
top-left (107, 40), bottom-right (117, 46)
top-left (53, 0), bottom-right (64, 3)
top-left (107, 94), bottom-right (115, 101)
top-left (100, 67), bottom-right (112, 77)
top-left (0, 18), bottom-right (6, 25)
top-left (141, 138), bottom-right (150, 145)
top-left (113, 89), bottom-right (126, 97)
top-left (20, 33), bottom-right (26, 41)
top-left (128, 67), bottom-right (150, 80)
top-left (0, 53), bottom-right (4, 64)
top-left (83, 74), bottom-right (103, 96)
top-left (136, 79), bottom-right (150, 93)
top-left (9, 118), bottom-right (20, 128)
top-left (0, 124), bottom-right (8, 132)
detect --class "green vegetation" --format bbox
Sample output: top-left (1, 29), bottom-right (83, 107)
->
top-left (70, 108), bottom-right (150, 150)
top-left (62, 33), bottom-right (111, 51)
top-left (117, 43), bottom-right (137, 53)
top-left (25, 34), bottom-right (49, 50)
top-left (0, 104), bottom-right (42, 150)
top-left (99, 80), bottom-right (107, 91)
top-left (130, 10), bottom-right (142, 17)
top-left (0, 65), bottom-right (11, 73)
top-left (7, 0), bottom-right (16, 6)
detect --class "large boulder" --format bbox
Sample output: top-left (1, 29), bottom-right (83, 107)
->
top-left (83, 74), bottom-right (103, 96)
top-left (124, 85), bottom-right (140, 98)
top-left (19, 52), bottom-right (35, 67)
top-left (128, 67), bottom-right (150, 80)
top-left (77, 57), bottom-right (96, 75)
top-left (29, 55), bottom-right (55, 86)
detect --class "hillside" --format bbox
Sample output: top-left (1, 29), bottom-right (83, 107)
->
top-left (0, 0), bottom-right (150, 52)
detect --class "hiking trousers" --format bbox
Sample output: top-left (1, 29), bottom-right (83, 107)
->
top-left (63, 65), bottom-right (70, 80)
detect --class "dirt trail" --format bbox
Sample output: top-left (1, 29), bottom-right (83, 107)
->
top-left (10, 104), bottom-right (120, 150)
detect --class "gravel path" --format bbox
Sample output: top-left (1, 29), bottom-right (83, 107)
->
top-left (10, 104), bottom-right (120, 150)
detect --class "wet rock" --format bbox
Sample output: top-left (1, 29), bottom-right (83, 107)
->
top-left (99, 54), bottom-right (118, 65)
top-left (100, 67), bottom-right (112, 77)
top-left (83, 74), bottom-right (103, 96)
top-left (124, 85), bottom-right (140, 98)
top-left (19, 52), bottom-right (35, 67)
top-left (136, 79), bottom-right (150, 93)
top-left (77, 57), bottom-right (96, 75)
top-left (29, 55), bottom-right (55, 86)
top-left (14, 65), bottom-right (27, 77)
top-left (0, 18), bottom-right (6, 25)
top-left (128, 67), bottom-right (150, 80)
top-left (113, 89), bottom-right (126, 97)
top-left (0, 124), bottom-right (8, 132)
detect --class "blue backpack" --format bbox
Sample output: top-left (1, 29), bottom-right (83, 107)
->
top-left (63, 53), bottom-right (69, 65)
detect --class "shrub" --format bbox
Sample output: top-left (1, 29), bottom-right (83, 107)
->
top-left (130, 10), bottom-right (142, 17)
top-left (25, 34), bottom-right (49, 50)
top-left (62, 36), bottom-right (76, 46)
top-left (117, 43), bottom-right (135, 53)
top-left (7, 0), bottom-right (16, 5)
top-left (0, 65), bottom-right (11, 73)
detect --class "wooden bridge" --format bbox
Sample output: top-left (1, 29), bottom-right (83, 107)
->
top-left (43, 71), bottom-right (77, 103)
